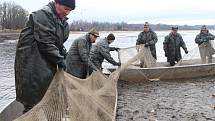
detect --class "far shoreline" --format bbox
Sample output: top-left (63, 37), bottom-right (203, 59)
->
top-left (1, 29), bottom-right (215, 41)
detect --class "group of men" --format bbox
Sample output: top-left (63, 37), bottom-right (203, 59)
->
top-left (65, 28), bottom-right (121, 79)
top-left (14, 0), bottom-right (215, 113)
top-left (137, 22), bottom-right (215, 66)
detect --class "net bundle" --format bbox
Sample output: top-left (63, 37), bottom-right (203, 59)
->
top-left (14, 70), bottom-right (118, 121)
top-left (14, 44), bottom-right (154, 121)
top-left (119, 44), bottom-right (156, 68)
top-left (176, 40), bottom-right (215, 66)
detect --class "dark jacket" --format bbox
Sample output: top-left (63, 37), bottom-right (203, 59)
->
top-left (136, 31), bottom-right (158, 59)
top-left (15, 2), bottom-right (69, 107)
top-left (89, 38), bottom-right (119, 70)
top-left (195, 32), bottom-right (215, 45)
top-left (163, 32), bottom-right (187, 63)
top-left (66, 34), bottom-right (92, 79)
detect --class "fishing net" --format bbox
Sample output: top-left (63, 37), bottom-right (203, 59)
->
top-left (13, 42), bottom-right (215, 121)
top-left (119, 44), bottom-right (156, 68)
top-left (176, 40), bottom-right (215, 65)
top-left (14, 44), bottom-right (153, 121)
top-left (14, 69), bottom-right (119, 121)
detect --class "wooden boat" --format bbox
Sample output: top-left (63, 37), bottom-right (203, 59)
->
top-left (0, 100), bottom-right (24, 121)
top-left (108, 59), bottom-right (215, 82)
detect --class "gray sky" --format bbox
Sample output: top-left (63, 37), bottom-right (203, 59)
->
top-left (4, 0), bottom-right (215, 25)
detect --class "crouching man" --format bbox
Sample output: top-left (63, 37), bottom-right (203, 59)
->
top-left (89, 33), bottom-right (121, 74)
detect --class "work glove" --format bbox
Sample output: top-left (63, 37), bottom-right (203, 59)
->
top-left (60, 47), bottom-right (67, 59)
top-left (144, 43), bottom-right (149, 47)
top-left (114, 62), bottom-right (121, 66)
top-left (57, 60), bottom-right (66, 70)
top-left (184, 50), bottom-right (188, 54)
top-left (199, 41), bottom-right (203, 45)
top-left (206, 36), bottom-right (214, 41)
top-left (165, 52), bottom-right (168, 57)
top-left (113, 47), bottom-right (120, 51)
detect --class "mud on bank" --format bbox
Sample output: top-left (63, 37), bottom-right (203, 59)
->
top-left (0, 33), bottom-right (19, 42)
top-left (116, 77), bottom-right (215, 121)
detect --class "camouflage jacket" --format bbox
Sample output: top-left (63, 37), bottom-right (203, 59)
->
top-left (66, 34), bottom-right (92, 64)
top-left (89, 38), bottom-right (118, 70)
top-left (163, 32), bottom-right (187, 62)
top-left (136, 31), bottom-right (158, 59)
top-left (15, 2), bottom-right (69, 106)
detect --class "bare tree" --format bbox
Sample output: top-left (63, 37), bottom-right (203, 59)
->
top-left (0, 2), bottom-right (2, 29)
top-left (0, 1), bottom-right (28, 30)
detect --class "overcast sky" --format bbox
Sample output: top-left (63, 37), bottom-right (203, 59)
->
top-left (4, 0), bottom-right (215, 25)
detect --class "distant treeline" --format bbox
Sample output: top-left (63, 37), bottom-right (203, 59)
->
top-left (70, 20), bottom-right (215, 31)
top-left (0, 1), bottom-right (28, 30)
top-left (0, 1), bottom-right (214, 31)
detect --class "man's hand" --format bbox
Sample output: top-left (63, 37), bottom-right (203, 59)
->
top-left (185, 50), bottom-right (188, 54)
top-left (61, 47), bottom-right (67, 59)
top-left (57, 60), bottom-right (66, 70)
top-left (114, 47), bottom-right (120, 51)
top-left (206, 36), bottom-right (214, 40)
top-left (114, 62), bottom-right (121, 66)
top-left (144, 43), bottom-right (149, 47)
top-left (165, 52), bottom-right (168, 57)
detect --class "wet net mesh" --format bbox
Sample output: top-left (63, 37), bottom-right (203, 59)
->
top-left (14, 43), bottom-right (215, 121)
top-left (176, 40), bottom-right (215, 65)
top-left (14, 69), bottom-right (119, 121)
top-left (119, 45), bottom-right (156, 68)
top-left (14, 44), bottom-right (154, 121)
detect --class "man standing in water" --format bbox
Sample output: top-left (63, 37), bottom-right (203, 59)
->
top-left (15, 0), bottom-right (75, 113)
top-left (136, 22), bottom-right (158, 68)
top-left (66, 28), bottom-right (99, 79)
top-left (195, 25), bottom-right (215, 63)
top-left (163, 26), bottom-right (188, 66)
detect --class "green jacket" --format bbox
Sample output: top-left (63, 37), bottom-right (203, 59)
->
top-left (195, 32), bottom-right (215, 45)
top-left (163, 32), bottom-right (187, 62)
top-left (15, 2), bottom-right (69, 107)
top-left (89, 38), bottom-right (118, 70)
top-left (66, 34), bottom-right (92, 79)
top-left (136, 31), bottom-right (158, 59)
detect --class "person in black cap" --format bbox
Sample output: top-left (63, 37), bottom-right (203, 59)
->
top-left (15, 0), bottom-right (75, 113)
top-left (195, 25), bottom-right (215, 63)
top-left (163, 26), bottom-right (188, 66)
top-left (88, 33), bottom-right (121, 74)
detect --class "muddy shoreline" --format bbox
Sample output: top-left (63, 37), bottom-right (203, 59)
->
top-left (0, 33), bottom-right (19, 42)
top-left (116, 77), bottom-right (215, 121)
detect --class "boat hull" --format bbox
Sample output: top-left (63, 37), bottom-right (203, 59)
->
top-left (109, 63), bottom-right (215, 82)
top-left (0, 100), bottom-right (24, 121)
